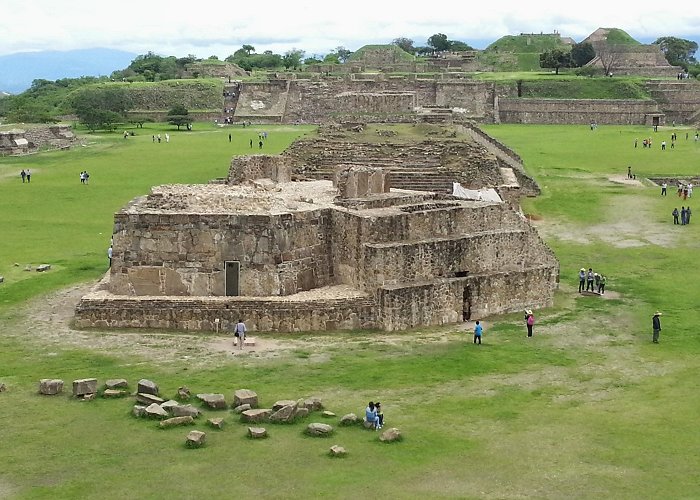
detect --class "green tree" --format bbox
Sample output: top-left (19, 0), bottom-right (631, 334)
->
top-left (166, 104), bottom-right (193, 130)
top-left (70, 86), bottom-right (131, 131)
top-left (392, 37), bottom-right (415, 54)
top-left (333, 46), bottom-right (353, 63)
top-left (323, 53), bottom-right (340, 64)
top-left (654, 36), bottom-right (698, 68)
top-left (570, 42), bottom-right (596, 67)
top-left (242, 44), bottom-right (255, 55)
top-left (427, 33), bottom-right (450, 52)
top-left (304, 56), bottom-right (322, 65)
top-left (283, 49), bottom-right (305, 70)
top-left (449, 40), bottom-right (474, 52)
top-left (539, 48), bottom-right (572, 74)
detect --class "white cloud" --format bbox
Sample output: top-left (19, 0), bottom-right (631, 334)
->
top-left (1, 0), bottom-right (699, 57)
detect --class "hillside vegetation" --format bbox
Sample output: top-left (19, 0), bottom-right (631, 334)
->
top-left (480, 34), bottom-right (573, 71)
top-left (348, 44), bottom-right (415, 62)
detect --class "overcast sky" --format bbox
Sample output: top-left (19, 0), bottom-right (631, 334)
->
top-left (3, 0), bottom-right (700, 58)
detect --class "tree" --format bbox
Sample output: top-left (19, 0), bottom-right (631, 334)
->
top-left (283, 49), bottom-right (305, 70)
top-left (654, 37), bottom-right (698, 68)
top-left (71, 86), bottom-right (131, 131)
top-left (166, 104), bottom-right (192, 130)
top-left (449, 40), bottom-right (474, 52)
top-left (597, 46), bottom-right (620, 76)
top-left (304, 56), bottom-right (322, 65)
top-left (334, 46), bottom-right (353, 63)
top-left (539, 49), bottom-right (572, 74)
top-left (241, 44), bottom-right (255, 55)
top-left (129, 115), bottom-right (155, 128)
top-left (323, 53), bottom-right (340, 64)
top-left (392, 37), bottom-right (415, 54)
top-left (570, 42), bottom-right (596, 67)
top-left (427, 33), bottom-right (450, 52)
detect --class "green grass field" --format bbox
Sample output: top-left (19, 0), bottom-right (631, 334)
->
top-left (1, 122), bottom-right (700, 498)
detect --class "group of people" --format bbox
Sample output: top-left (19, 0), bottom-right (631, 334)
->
top-left (672, 206), bottom-right (692, 225)
top-left (365, 401), bottom-right (384, 430)
top-left (79, 171), bottom-right (90, 184)
top-left (469, 310), bottom-right (536, 344)
top-left (676, 183), bottom-right (693, 199)
top-left (152, 134), bottom-right (170, 143)
top-left (19, 169), bottom-right (31, 183)
top-left (578, 267), bottom-right (607, 294)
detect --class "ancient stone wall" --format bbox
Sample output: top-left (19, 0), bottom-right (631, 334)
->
top-left (75, 292), bottom-right (377, 332)
top-left (234, 81), bottom-right (289, 121)
top-left (498, 98), bottom-right (662, 124)
top-left (0, 125), bottom-right (76, 155)
top-left (227, 155), bottom-right (291, 184)
top-left (335, 166), bottom-right (390, 198)
top-left (109, 209), bottom-right (334, 297)
top-left (646, 81), bottom-right (700, 124)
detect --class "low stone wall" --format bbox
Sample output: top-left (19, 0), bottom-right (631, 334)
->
top-left (498, 98), bottom-right (662, 125)
top-left (227, 155), bottom-right (291, 184)
top-left (335, 166), bottom-right (390, 198)
top-left (75, 293), bottom-right (377, 332)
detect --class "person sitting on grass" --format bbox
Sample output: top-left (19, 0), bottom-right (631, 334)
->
top-left (365, 401), bottom-right (380, 430)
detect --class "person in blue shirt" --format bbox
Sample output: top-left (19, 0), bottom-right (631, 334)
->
top-left (473, 320), bottom-right (483, 344)
top-left (365, 401), bottom-right (380, 430)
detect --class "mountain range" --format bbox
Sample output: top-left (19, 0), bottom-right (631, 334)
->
top-left (0, 48), bottom-right (137, 94)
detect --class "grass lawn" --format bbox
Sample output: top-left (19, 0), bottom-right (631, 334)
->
top-left (1, 122), bottom-right (700, 498)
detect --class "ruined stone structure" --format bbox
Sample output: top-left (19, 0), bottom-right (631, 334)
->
top-left (75, 126), bottom-right (559, 333)
top-left (0, 125), bottom-right (76, 156)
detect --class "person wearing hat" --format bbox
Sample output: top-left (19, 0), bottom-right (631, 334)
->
top-left (578, 268), bottom-right (586, 293)
top-left (652, 312), bottom-right (662, 343)
top-left (525, 310), bottom-right (535, 338)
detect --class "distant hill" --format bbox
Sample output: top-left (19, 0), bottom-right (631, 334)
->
top-left (0, 48), bottom-right (137, 94)
top-left (481, 33), bottom-right (574, 71)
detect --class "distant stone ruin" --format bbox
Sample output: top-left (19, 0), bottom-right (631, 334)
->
top-left (75, 125), bottom-right (559, 332)
top-left (0, 124), bottom-right (76, 156)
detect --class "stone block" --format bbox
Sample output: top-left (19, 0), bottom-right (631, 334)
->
top-left (233, 389), bottom-right (258, 408)
top-left (36, 264), bottom-right (51, 272)
top-left (186, 430), bottom-right (206, 448)
top-left (233, 403), bottom-right (251, 414)
top-left (329, 445), bottom-right (347, 457)
top-left (0, 383), bottom-right (6, 393)
top-left (137, 379), bottom-right (159, 396)
top-left (379, 427), bottom-right (402, 442)
top-left (294, 407), bottom-right (309, 419)
top-left (133, 405), bottom-right (147, 417)
top-left (196, 393), bottom-right (227, 409)
top-left (248, 427), bottom-right (267, 439)
top-left (172, 404), bottom-right (201, 418)
top-left (306, 422), bottom-right (333, 436)
top-left (161, 400), bottom-right (181, 412)
top-left (103, 389), bottom-right (128, 398)
top-left (105, 379), bottom-right (128, 390)
top-left (241, 408), bottom-right (271, 423)
top-left (72, 378), bottom-right (97, 397)
top-left (303, 397), bottom-right (323, 411)
top-left (207, 418), bottom-right (225, 429)
top-left (269, 405), bottom-right (296, 424)
top-left (160, 416), bottom-right (194, 428)
top-left (136, 393), bottom-right (165, 405)
top-left (272, 400), bottom-right (298, 412)
top-left (145, 403), bottom-right (169, 418)
top-left (322, 410), bottom-right (336, 418)
top-left (339, 413), bottom-right (358, 426)
top-left (39, 379), bottom-right (63, 395)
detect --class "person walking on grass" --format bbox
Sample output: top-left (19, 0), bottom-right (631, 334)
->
top-left (473, 320), bottom-right (483, 345)
top-left (525, 310), bottom-right (535, 338)
top-left (652, 311), bottom-right (662, 343)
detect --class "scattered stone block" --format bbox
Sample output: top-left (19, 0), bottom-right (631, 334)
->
top-left (272, 400), bottom-right (298, 412)
top-left (177, 386), bottom-right (191, 400)
top-left (172, 404), bottom-right (201, 418)
top-left (0, 383), bottom-right (6, 393)
top-left (362, 419), bottom-right (376, 430)
top-left (233, 403), bottom-right (251, 414)
top-left (329, 445), bottom-right (347, 457)
top-left (294, 407), bottom-right (309, 419)
top-left (145, 403), bottom-right (169, 419)
top-left (241, 408), bottom-right (272, 423)
top-left (133, 405), bottom-right (147, 417)
top-left (340, 413), bottom-right (359, 426)
top-left (248, 427), bottom-right (267, 439)
top-left (83, 393), bottom-right (96, 401)
top-left (304, 397), bottom-right (323, 411)
top-left (136, 393), bottom-right (165, 405)
top-left (72, 378), bottom-right (97, 397)
top-left (322, 411), bottom-right (336, 418)
top-left (103, 389), bottom-right (128, 398)
top-left (161, 400), bottom-right (181, 413)
top-left (196, 393), bottom-right (227, 409)
top-left (186, 430), bottom-right (206, 448)
top-left (36, 264), bottom-right (51, 272)
top-left (306, 423), bottom-right (333, 437)
top-left (269, 405), bottom-right (296, 424)
top-left (105, 379), bottom-right (128, 389)
top-left (137, 379), bottom-right (159, 396)
top-left (207, 418), bottom-right (225, 429)
top-left (39, 379), bottom-right (64, 395)
top-left (233, 389), bottom-right (258, 408)
top-left (243, 337), bottom-right (256, 347)
top-left (160, 416), bottom-right (194, 428)
top-left (379, 428), bottom-right (402, 443)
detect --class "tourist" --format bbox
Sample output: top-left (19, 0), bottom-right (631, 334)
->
top-left (681, 206), bottom-right (687, 225)
top-left (107, 246), bottom-right (113, 267)
top-left (20, 169), bottom-right (26, 183)
top-left (165, 133), bottom-right (170, 143)
top-left (80, 171), bottom-right (85, 184)
top-left (525, 310), bottom-right (535, 338)
top-left (258, 140), bottom-right (263, 149)
top-left (473, 320), bottom-right (483, 345)
top-left (634, 138), bottom-right (638, 148)
top-left (229, 133), bottom-right (232, 143)
top-left (652, 311), bottom-right (662, 344)
top-left (673, 207), bottom-right (680, 225)
top-left (594, 273), bottom-right (601, 291)
top-left (586, 268), bottom-right (595, 291)
top-left (365, 401), bottom-right (380, 430)
top-left (661, 141), bottom-right (666, 151)
top-left (250, 139), bottom-right (253, 148)
top-left (661, 182), bottom-right (667, 196)
top-left (157, 134), bottom-right (161, 143)
top-left (687, 206), bottom-right (692, 224)
top-left (26, 169), bottom-right (30, 183)
top-left (578, 268), bottom-right (586, 293)
top-left (688, 184), bottom-right (693, 198)
top-left (598, 275), bottom-right (606, 294)
top-left (375, 402), bottom-right (384, 429)
top-left (233, 318), bottom-right (247, 350)
top-left (627, 166), bottom-right (632, 179)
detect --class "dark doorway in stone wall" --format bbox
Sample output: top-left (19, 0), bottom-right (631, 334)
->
top-left (652, 116), bottom-right (660, 127)
top-left (225, 261), bottom-right (241, 296)
top-left (462, 285), bottom-right (472, 321)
